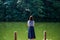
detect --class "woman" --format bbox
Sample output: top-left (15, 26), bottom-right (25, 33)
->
top-left (27, 16), bottom-right (36, 40)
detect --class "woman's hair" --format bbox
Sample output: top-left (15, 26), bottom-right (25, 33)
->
top-left (29, 16), bottom-right (34, 20)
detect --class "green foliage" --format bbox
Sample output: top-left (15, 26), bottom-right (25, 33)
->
top-left (0, 0), bottom-right (60, 22)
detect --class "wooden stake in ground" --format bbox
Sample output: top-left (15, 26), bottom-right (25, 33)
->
top-left (44, 31), bottom-right (46, 40)
top-left (14, 31), bottom-right (17, 40)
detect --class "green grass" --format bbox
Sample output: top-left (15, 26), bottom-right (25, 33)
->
top-left (0, 22), bottom-right (60, 40)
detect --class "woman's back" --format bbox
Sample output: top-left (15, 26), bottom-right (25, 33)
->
top-left (27, 20), bottom-right (34, 27)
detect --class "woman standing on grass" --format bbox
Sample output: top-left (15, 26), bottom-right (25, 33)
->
top-left (27, 16), bottom-right (36, 40)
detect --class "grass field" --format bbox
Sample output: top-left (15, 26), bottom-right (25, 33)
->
top-left (0, 22), bottom-right (60, 40)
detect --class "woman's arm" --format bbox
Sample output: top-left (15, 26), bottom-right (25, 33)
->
top-left (27, 21), bottom-right (28, 27)
top-left (33, 21), bottom-right (35, 26)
